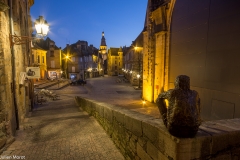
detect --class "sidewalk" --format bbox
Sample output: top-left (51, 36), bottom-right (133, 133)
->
top-left (0, 89), bottom-right (124, 160)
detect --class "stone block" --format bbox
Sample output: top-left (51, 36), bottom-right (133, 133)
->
top-left (113, 110), bottom-right (125, 125)
top-left (95, 103), bottom-right (104, 118)
top-left (104, 106), bottom-right (113, 123)
top-left (200, 121), bottom-right (240, 156)
top-left (142, 120), bottom-right (159, 143)
top-left (129, 134), bottom-right (137, 153)
top-left (137, 142), bottom-right (152, 160)
top-left (124, 114), bottom-right (142, 137)
top-left (85, 100), bottom-right (92, 113)
top-left (176, 134), bottom-right (212, 160)
top-left (147, 141), bottom-right (166, 160)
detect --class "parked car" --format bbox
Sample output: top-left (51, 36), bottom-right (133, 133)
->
top-left (76, 79), bottom-right (87, 85)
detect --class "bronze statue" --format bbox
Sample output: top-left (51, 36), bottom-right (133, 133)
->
top-left (156, 75), bottom-right (201, 138)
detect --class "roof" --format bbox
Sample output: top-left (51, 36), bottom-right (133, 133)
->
top-left (132, 32), bottom-right (143, 47)
top-left (31, 43), bottom-right (47, 51)
top-left (109, 47), bottom-right (120, 56)
top-left (33, 37), bottom-right (60, 50)
top-left (62, 40), bottom-right (98, 57)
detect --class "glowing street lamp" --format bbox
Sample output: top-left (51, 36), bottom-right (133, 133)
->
top-left (65, 55), bottom-right (70, 78)
top-left (10, 16), bottom-right (49, 47)
top-left (34, 16), bottom-right (49, 37)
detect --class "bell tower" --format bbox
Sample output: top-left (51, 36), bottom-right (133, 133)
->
top-left (99, 31), bottom-right (107, 55)
top-left (99, 31), bottom-right (108, 74)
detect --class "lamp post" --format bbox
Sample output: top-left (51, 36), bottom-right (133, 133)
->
top-left (65, 55), bottom-right (70, 79)
top-left (137, 74), bottom-right (140, 89)
top-left (9, 16), bottom-right (49, 47)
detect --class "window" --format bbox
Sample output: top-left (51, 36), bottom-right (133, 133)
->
top-left (115, 61), bottom-right (117, 64)
top-left (72, 57), bottom-right (75, 62)
top-left (37, 55), bottom-right (40, 63)
top-left (51, 61), bottom-right (55, 68)
top-left (119, 62), bottom-right (120, 66)
top-left (115, 66), bottom-right (117, 70)
top-left (42, 56), bottom-right (44, 63)
top-left (72, 66), bottom-right (75, 72)
top-left (50, 50), bottom-right (54, 57)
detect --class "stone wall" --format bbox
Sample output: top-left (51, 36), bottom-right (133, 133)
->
top-left (75, 96), bottom-right (240, 160)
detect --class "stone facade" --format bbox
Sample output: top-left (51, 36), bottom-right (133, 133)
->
top-left (142, 0), bottom-right (173, 102)
top-left (62, 42), bottom-right (99, 80)
top-left (0, 0), bottom-right (34, 149)
top-left (107, 47), bottom-right (123, 76)
top-left (31, 45), bottom-right (47, 79)
top-left (142, 0), bottom-right (240, 120)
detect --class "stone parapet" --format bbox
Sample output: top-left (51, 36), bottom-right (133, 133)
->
top-left (75, 96), bottom-right (240, 160)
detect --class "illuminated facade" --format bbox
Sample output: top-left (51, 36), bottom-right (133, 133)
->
top-left (107, 47), bottom-right (123, 76)
top-left (31, 45), bottom-right (47, 79)
top-left (143, 0), bottom-right (240, 120)
top-left (34, 38), bottom-right (62, 79)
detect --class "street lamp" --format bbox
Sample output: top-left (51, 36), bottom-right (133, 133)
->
top-left (137, 74), bottom-right (140, 88)
top-left (9, 16), bottom-right (49, 47)
top-left (65, 55), bottom-right (70, 78)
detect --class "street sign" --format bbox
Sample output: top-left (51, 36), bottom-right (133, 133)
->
top-left (26, 67), bottom-right (40, 79)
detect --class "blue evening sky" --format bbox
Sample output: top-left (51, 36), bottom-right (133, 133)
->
top-left (30, 0), bottom-right (148, 49)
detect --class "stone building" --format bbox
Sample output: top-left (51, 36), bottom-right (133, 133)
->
top-left (31, 44), bottom-right (47, 79)
top-left (34, 38), bottom-right (62, 79)
top-left (0, 0), bottom-right (34, 148)
top-left (123, 33), bottom-right (143, 86)
top-left (107, 47), bottom-right (123, 76)
top-left (142, 0), bottom-right (240, 120)
top-left (62, 41), bottom-right (99, 80)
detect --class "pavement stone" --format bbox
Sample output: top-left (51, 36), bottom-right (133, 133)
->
top-left (0, 88), bottom-right (124, 160)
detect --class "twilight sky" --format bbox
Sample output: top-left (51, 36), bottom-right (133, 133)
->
top-left (30, 0), bottom-right (148, 49)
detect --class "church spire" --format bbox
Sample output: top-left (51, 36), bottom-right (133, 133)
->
top-left (100, 31), bottom-right (107, 46)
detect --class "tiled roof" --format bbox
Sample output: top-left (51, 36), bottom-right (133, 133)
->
top-left (109, 47), bottom-right (120, 56)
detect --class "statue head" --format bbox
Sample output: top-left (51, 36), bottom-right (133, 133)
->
top-left (174, 75), bottom-right (190, 90)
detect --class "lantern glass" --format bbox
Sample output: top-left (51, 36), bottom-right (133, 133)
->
top-left (34, 16), bottom-right (49, 36)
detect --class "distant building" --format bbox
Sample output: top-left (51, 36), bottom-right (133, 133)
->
top-left (31, 45), bottom-right (47, 79)
top-left (107, 47), bottom-right (123, 76)
top-left (123, 33), bottom-right (143, 86)
top-left (62, 41), bottom-right (99, 80)
top-left (99, 32), bottom-right (108, 74)
top-left (34, 38), bottom-right (62, 79)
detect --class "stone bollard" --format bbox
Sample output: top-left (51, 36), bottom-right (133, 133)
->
top-left (156, 75), bottom-right (201, 138)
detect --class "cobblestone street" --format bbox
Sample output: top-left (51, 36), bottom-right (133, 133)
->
top-left (1, 92), bottom-right (124, 160)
